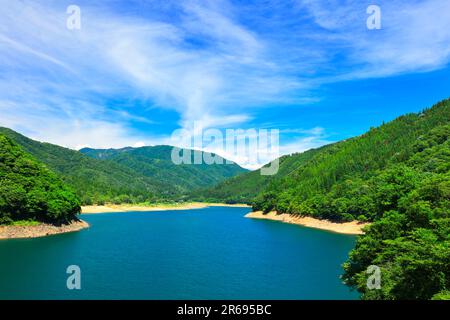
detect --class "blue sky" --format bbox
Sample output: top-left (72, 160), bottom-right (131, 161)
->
top-left (0, 0), bottom-right (449, 168)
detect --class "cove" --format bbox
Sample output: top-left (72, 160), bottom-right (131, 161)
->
top-left (0, 206), bottom-right (359, 299)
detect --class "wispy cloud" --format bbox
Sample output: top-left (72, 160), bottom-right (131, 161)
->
top-left (0, 0), bottom-right (449, 167)
top-left (0, 1), bottom-right (298, 138)
top-left (298, 0), bottom-right (450, 78)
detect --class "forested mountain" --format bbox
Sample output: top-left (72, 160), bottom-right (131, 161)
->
top-left (0, 127), bottom-right (170, 204)
top-left (252, 99), bottom-right (449, 222)
top-left (193, 147), bottom-right (326, 203)
top-left (197, 98), bottom-right (450, 300)
top-left (343, 122), bottom-right (450, 300)
top-left (80, 146), bottom-right (247, 192)
top-left (0, 134), bottom-right (80, 224)
top-left (199, 99), bottom-right (450, 217)
top-left (0, 128), bottom-right (246, 205)
top-left (1, 98), bottom-right (448, 299)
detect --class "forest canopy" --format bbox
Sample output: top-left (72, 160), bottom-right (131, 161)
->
top-left (0, 134), bottom-right (80, 224)
top-left (0, 127), bottom-right (246, 205)
top-left (197, 98), bottom-right (450, 300)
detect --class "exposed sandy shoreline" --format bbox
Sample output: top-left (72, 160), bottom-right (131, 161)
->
top-left (81, 202), bottom-right (250, 214)
top-left (245, 211), bottom-right (369, 235)
top-left (0, 220), bottom-right (89, 240)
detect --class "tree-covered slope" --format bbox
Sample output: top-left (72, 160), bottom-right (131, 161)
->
top-left (0, 127), bottom-right (175, 204)
top-left (342, 123), bottom-right (450, 300)
top-left (0, 127), bottom-right (247, 205)
top-left (80, 146), bottom-right (247, 193)
top-left (231, 98), bottom-right (449, 300)
top-left (253, 98), bottom-right (450, 221)
top-left (193, 98), bottom-right (449, 300)
top-left (193, 146), bottom-right (326, 203)
top-left (0, 134), bottom-right (80, 224)
top-left (197, 99), bottom-right (449, 205)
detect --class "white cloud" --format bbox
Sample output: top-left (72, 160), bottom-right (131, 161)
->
top-left (299, 0), bottom-right (450, 78)
top-left (1, 0), bottom-right (449, 168)
top-left (0, 0), bottom-right (299, 154)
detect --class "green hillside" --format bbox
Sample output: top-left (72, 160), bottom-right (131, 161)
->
top-left (0, 127), bottom-right (246, 205)
top-left (0, 134), bottom-right (80, 224)
top-left (193, 147), bottom-right (325, 203)
top-left (80, 145), bottom-right (247, 193)
top-left (199, 99), bottom-right (449, 217)
top-left (252, 99), bottom-right (450, 222)
top-left (208, 98), bottom-right (449, 300)
top-left (343, 122), bottom-right (449, 299)
top-left (0, 127), bottom-right (171, 205)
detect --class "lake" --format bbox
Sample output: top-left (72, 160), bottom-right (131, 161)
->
top-left (0, 206), bottom-right (358, 299)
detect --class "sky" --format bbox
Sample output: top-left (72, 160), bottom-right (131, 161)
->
top-left (0, 0), bottom-right (449, 169)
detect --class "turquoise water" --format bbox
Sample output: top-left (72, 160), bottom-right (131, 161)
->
top-left (0, 207), bottom-right (358, 299)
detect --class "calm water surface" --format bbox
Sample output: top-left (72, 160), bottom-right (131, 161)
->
top-left (0, 207), bottom-right (358, 299)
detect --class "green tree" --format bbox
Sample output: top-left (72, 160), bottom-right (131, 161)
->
top-left (0, 135), bottom-right (80, 224)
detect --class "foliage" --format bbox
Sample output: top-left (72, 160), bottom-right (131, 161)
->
top-left (197, 98), bottom-right (450, 300)
top-left (251, 99), bottom-right (450, 221)
top-left (80, 146), bottom-right (247, 194)
top-left (0, 128), bottom-right (246, 205)
top-left (194, 146), bottom-right (323, 203)
top-left (0, 135), bottom-right (80, 224)
top-left (431, 290), bottom-right (450, 300)
top-left (341, 122), bottom-right (450, 299)
top-left (11, 220), bottom-right (41, 226)
top-left (1, 98), bottom-right (449, 299)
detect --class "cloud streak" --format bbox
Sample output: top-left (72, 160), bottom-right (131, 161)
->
top-left (0, 0), bottom-right (449, 167)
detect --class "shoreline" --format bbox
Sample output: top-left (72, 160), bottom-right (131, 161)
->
top-left (0, 219), bottom-right (89, 240)
top-left (81, 202), bottom-right (250, 214)
top-left (245, 211), bottom-right (369, 235)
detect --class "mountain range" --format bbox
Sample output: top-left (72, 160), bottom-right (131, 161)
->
top-left (1, 98), bottom-right (449, 300)
top-left (0, 127), bottom-right (247, 204)
top-left (197, 98), bottom-right (450, 220)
